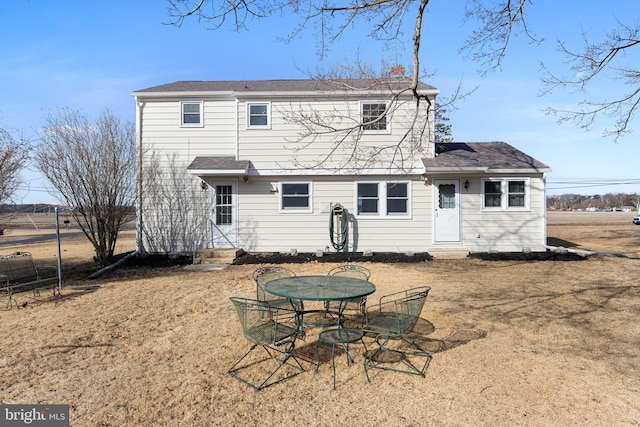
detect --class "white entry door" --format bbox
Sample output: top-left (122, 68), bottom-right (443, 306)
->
top-left (211, 182), bottom-right (238, 247)
top-left (434, 180), bottom-right (461, 243)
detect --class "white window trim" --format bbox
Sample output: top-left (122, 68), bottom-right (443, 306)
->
top-left (279, 181), bottom-right (313, 213)
top-left (354, 180), bottom-right (411, 219)
top-left (180, 101), bottom-right (204, 128)
top-left (246, 102), bottom-right (272, 129)
top-left (360, 101), bottom-right (391, 134)
top-left (481, 177), bottom-right (530, 211)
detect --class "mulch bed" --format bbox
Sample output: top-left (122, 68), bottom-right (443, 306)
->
top-left (232, 251), bottom-right (433, 264)
top-left (109, 250), bottom-right (586, 270)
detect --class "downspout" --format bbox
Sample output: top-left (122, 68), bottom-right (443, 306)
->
top-left (235, 98), bottom-right (240, 160)
top-left (136, 99), bottom-right (146, 253)
top-left (544, 245), bottom-right (628, 258)
top-left (542, 172), bottom-right (547, 250)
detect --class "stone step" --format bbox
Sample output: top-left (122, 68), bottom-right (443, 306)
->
top-left (429, 249), bottom-right (469, 259)
top-left (196, 248), bottom-right (244, 264)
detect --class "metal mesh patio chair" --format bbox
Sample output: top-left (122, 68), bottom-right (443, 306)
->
top-left (325, 265), bottom-right (371, 326)
top-left (228, 297), bottom-right (305, 391)
top-left (363, 286), bottom-right (432, 377)
top-left (253, 266), bottom-right (300, 311)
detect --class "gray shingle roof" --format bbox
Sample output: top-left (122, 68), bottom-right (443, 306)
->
top-left (133, 78), bottom-right (437, 94)
top-left (422, 142), bottom-right (550, 172)
top-left (187, 157), bottom-right (251, 173)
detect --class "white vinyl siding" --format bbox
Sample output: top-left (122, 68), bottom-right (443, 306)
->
top-left (460, 176), bottom-right (546, 252)
top-left (236, 177), bottom-right (428, 253)
top-left (139, 100), bottom-right (237, 164)
top-left (238, 98), bottom-right (421, 170)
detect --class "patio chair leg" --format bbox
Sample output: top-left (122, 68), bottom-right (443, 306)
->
top-left (228, 342), bottom-right (305, 391)
top-left (364, 334), bottom-right (432, 377)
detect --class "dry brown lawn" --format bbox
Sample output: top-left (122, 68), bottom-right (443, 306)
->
top-left (1, 211), bottom-right (639, 426)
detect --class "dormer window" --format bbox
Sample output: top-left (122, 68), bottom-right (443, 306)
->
top-left (181, 101), bottom-right (203, 127)
top-left (361, 102), bottom-right (388, 132)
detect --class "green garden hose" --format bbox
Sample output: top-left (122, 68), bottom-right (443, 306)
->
top-left (329, 204), bottom-right (348, 251)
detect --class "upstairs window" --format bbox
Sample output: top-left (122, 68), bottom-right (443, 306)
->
top-left (181, 102), bottom-right (203, 127)
top-left (482, 178), bottom-right (529, 211)
top-left (361, 102), bottom-right (388, 132)
top-left (247, 103), bottom-right (271, 128)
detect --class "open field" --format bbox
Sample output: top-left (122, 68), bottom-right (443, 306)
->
top-left (0, 211), bottom-right (639, 426)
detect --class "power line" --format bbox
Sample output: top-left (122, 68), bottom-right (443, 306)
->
top-left (547, 178), bottom-right (640, 191)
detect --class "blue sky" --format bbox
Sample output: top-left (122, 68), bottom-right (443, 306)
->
top-left (2, 0), bottom-right (639, 204)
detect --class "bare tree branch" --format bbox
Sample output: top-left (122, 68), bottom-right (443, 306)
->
top-left (541, 20), bottom-right (640, 140)
top-left (461, 0), bottom-right (541, 74)
top-left (140, 152), bottom-right (210, 254)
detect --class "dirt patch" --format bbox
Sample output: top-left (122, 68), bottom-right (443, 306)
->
top-left (121, 253), bottom-right (193, 268)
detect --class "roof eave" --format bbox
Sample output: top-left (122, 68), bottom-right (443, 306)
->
top-left (425, 167), bottom-right (490, 173)
top-left (131, 91), bottom-right (235, 98)
top-left (187, 169), bottom-right (248, 176)
top-left (424, 167), bottom-right (552, 176)
top-left (488, 167), bottom-right (552, 174)
top-left (131, 86), bottom-right (440, 99)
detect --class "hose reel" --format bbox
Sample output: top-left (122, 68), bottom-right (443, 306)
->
top-left (329, 203), bottom-right (348, 251)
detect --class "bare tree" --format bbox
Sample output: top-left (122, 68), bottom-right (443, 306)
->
top-left (168, 0), bottom-right (640, 141)
top-left (140, 152), bottom-right (210, 254)
top-left (35, 109), bottom-right (137, 266)
top-left (0, 129), bottom-right (29, 205)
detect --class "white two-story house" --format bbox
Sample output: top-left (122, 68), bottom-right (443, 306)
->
top-left (131, 79), bottom-right (550, 256)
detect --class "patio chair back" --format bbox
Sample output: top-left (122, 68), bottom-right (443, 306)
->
top-left (327, 265), bottom-right (371, 280)
top-left (230, 297), bottom-right (300, 345)
top-left (366, 286), bottom-right (431, 336)
top-left (326, 265), bottom-right (371, 316)
top-left (253, 266), bottom-right (296, 303)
